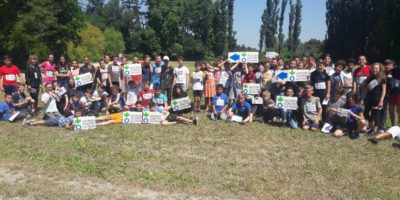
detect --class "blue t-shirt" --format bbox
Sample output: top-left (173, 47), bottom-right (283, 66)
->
top-left (230, 101), bottom-right (252, 117)
top-left (346, 105), bottom-right (363, 124)
top-left (212, 93), bottom-right (229, 113)
top-left (152, 93), bottom-right (168, 107)
top-left (12, 92), bottom-right (28, 110)
top-left (151, 62), bottom-right (164, 86)
top-left (142, 64), bottom-right (152, 84)
top-left (0, 102), bottom-right (14, 121)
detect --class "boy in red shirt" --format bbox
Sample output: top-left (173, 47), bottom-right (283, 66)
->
top-left (0, 55), bottom-right (21, 94)
top-left (138, 81), bottom-right (154, 110)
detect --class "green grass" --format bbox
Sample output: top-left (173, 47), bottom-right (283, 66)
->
top-left (1, 60), bottom-right (400, 199)
top-left (1, 117), bottom-right (400, 199)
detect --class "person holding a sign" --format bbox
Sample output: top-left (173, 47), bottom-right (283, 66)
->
top-left (332, 92), bottom-right (366, 139)
top-left (329, 60), bottom-right (345, 102)
top-left (228, 94), bottom-right (253, 124)
top-left (191, 62), bottom-right (205, 112)
top-left (53, 81), bottom-right (69, 116)
top-left (301, 85), bottom-right (323, 132)
top-left (211, 84), bottom-right (229, 120)
top-left (0, 55), bottom-right (21, 94)
top-left (13, 84), bottom-right (36, 116)
top-left (124, 80), bottom-right (139, 111)
top-left (230, 62), bottom-right (248, 101)
top-left (78, 56), bottom-right (95, 94)
top-left (152, 86), bottom-right (168, 110)
top-left (362, 63), bottom-right (387, 135)
top-left (138, 81), bottom-right (154, 110)
top-left (0, 93), bottom-right (28, 122)
top-left (280, 88), bottom-right (298, 128)
top-left (40, 54), bottom-right (56, 84)
top-left (256, 90), bottom-right (277, 124)
top-left (25, 55), bottom-right (42, 109)
top-left (173, 56), bottom-right (190, 92)
top-left (142, 55), bottom-right (153, 86)
top-left (25, 109), bottom-right (80, 129)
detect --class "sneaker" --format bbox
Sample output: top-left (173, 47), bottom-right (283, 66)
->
top-left (367, 137), bottom-right (379, 144)
top-left (22, 118), bottom-right (28, 126)
top-left (378, 129), bottom-right (385, 134)
top-left (193, 117), bottom-right (199, 126)
top-left (394, 136), bottom-right (400, 141)
top-left (367, 129), bottom-right (376, 135)
top-left (392, 143), bottom-right (400, 149)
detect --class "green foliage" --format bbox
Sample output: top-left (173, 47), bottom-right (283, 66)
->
top-left (139, 28), bottom-right (161, 56)
top-left (292, 0), bottom-right (302, 51)
top-left (287, 0), bottom-right (295, 52)
top-left (67, 23), bottom-right (105, 61)
top-left (104, 28), bottom-right (125, 56)
top-left (325, 0), bottom-right (400, 61)
top-left (169, 43), bottom-right (184, 59)
top-left (278, 0), bottom-right (288, 53)
top-left (259, 0), bottom-right (280, 52)
top-left (0, 0), bottom-right (83, 66)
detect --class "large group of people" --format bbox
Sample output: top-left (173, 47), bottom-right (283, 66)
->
top-left (0, 53), bottom-right (399, 148)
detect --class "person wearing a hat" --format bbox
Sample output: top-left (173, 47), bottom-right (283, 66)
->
top-left (160, 55), bottom-right (174, 102)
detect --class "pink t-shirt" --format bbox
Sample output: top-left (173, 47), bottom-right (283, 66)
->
top-left (71, 68), bottom-right (80, 77)
top-left (41, 61), bottom-right (56, 84)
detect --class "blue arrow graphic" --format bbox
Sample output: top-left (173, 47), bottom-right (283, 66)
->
top-left (277, 72), bottom-right (288, 80)
top-left (230, 54), bottom-right (240, 61)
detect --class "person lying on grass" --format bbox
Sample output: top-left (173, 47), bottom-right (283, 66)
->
top-left (301, 85), bottom-right (322, 132)
top-left (368, 126), bottom-right (400, 149)
top-left (24, 109), bottom-right (82, 129)
top-left (154, 104), bottom-right (199, 126)
top-left (227, 93), bottom-right (253, 124)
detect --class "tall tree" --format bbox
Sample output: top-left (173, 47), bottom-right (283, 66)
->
top-left (86, 0), bottom-right (104, 15)
top-left (121, 0), bottom-right (143, 51)
top-left (287, 0), bottom-right (295, 51)
top-left (212, 0), bottom-right (229, 57)
top-left (278, 0), bottom-right (288, 53)
top-left (259, 0), bottom-right (280, 51)
top-left (227, 0), bottom-right (236, 51)
top-left (292, 0), bottom-right (302, 51)
top-left (103, 0), bottom-right (123, 30)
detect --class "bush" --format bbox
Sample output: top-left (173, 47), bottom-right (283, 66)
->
top-left (104, 27), bottom-right (126, 56)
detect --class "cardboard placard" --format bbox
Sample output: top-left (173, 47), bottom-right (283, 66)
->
top-left (74, 116), bottom-right (96, 131)
top-left (123, 64), bottom-right (142, 76)
top-left (231, 115), bottom-right (243, 122)
top-left (228, 52), bottom-right (259, 63)
top-left (142, 111), bottom-right (162, 124)
top-left (172, 97), bottom-right (192, 111)
top-left (274, 70), bottom-right (310, 82)
top-left (73, 73), bottom-right (93, 87)
top-left (251, 96), bottom-right (263, 105)
top-left (276, 96), bottom-right (298, 110)
top-left (337, 108), bottom-right (351, 118)
top-left (243, 83), bottom-right (261, 95)
top-left (122, 112), bottom-right (143, 124)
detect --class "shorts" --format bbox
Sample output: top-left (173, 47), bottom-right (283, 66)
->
top-left (165, 113), bottom-right (178, 122)
top-left (389, 95), bottom-right (400, 106)
top-left (193, 90), bottom-right (203, 98)
top-left (110, 113), bottom-right (123, 124)
top-left (387, 126), bottom-right (400, 139)
top-left (304, 119), bottom-right (319, 129)
top-left (3, 85), bottom-right (16, 94)
top-left (44, 117), bottom-right (60, 126)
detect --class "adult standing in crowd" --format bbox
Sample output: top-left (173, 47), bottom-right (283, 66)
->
top-left (25, 55), bottom-right (42, 109)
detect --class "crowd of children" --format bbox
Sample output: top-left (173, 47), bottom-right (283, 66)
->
top-left (0, 53), bottom-right (400, 148)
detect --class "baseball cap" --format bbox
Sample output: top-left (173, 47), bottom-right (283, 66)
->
top-left (163, 56), bottom-right (170, 61)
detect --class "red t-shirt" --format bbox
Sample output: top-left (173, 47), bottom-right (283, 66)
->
top-left (354, 65), bottom-right (371, 78)
top-left (139, 89), bottom-right (154, 106)
top-left (0, 65), bottom-right (20, 86)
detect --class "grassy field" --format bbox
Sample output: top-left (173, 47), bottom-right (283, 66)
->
top-left (1, 61), bottom-right (400, 199)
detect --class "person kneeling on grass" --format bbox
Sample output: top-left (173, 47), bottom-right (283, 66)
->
top-left (227, 94), bottom-right (253, 124)
top-left (301, 85), bottom-right (322, 132)
top-left (25, 109), bottom-right (82, 129)
top-left (368, 126), bottom-right (400, 149)
top-left (211, 84), bottom-right (229, 120)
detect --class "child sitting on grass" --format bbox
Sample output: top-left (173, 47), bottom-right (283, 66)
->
top-left (211, 84), bottom-right (229, 120)
top-left (228, 94), bottom-right (253, 124)
top-left (301, 85), bottom-right (322, 132)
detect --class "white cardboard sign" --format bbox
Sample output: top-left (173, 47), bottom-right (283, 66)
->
top-left (276, 96), bottom-right (298, 110)
top-left (228, 52), bottom-right (259, 63)
top-left (73, 73), bottom-right (93, 87)
top-left (123, 64), bottom-right (142, 76)
top-left (74, 116), bottom-right (96, 131)
top-left (172, 97), bottom-right (192, 111)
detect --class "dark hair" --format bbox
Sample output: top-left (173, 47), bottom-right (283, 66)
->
top-left (346, 58), bottom-right (355, 64)
top-left (216, 84), bottom-right (224, 90)
top-left (4, 93), bottom-right (12, 97)
top-left (178, 56), bottom-right (184, 61)
top-left (384, 59), bottom-right (395, 65)
top-left (154, 86), bottom-right (161, 91)
top-left (85, 89), bottom-right (93, 94)
top-left (135, 101), bottom-right (142, 105)
top-left (335, 60), bottom-right (346, 68)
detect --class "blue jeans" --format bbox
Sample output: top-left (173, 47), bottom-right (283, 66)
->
top-left (283, 109), bottom-right (298, 129)
top-left (94, 100), bottom-right (106, 114)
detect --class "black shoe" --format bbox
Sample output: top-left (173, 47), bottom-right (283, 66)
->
top-left (367, 129), bottom-right (376, 135)
top-left (392, 143), bottom-right (400, 149)
top-left (193, 117), bottom-right (199, 126)
top-left (368, 137), bottom-right (379, 144)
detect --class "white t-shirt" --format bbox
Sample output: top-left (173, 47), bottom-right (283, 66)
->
top-left (41, 92), bottom-right (59, 113)
top-left (174, 66), bottom-right (190, 84)
top-left (192, 71), bottom-right (204, 91)
top-left (80, 96), bottom-right (93, 109)
top-left (125, 88), bottom-right (139, 105)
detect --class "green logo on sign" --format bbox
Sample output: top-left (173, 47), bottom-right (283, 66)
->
top-left (124, 112), bottom-right (130, 117)
top-left (74, 76), bottom-right (80, 81)
top-left (172, 100), bottom-right (178, 106)
top-left (143, 112), bottom-right (150, 118)
top-left (241, 52), bottom-right (247, 57)
top-left (75, 118), bottom-right (81, 125)
top-left (289, 70), bottom-right (296, 76)
top-left (124, 65), bottom-right (129, 70)
top-left (277, 96), bottom-right (284, 102)
top-left (244, 84), bottom-right (249, 89)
